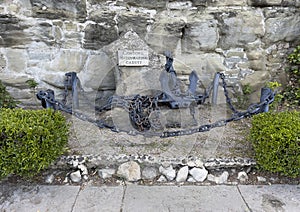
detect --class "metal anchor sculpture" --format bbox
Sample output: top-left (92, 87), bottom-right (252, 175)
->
top-left (36, 51), bottom-right (275, 137)
top-left (158, 51), bottom-right (219, 108)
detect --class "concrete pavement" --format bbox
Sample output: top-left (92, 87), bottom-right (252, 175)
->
top-left (1, 184), bottom-right (300, 212)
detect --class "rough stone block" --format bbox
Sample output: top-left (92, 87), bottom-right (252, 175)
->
top-left (142, 167), bottom-right (159, 180)
top-left (192, 0), bottom-right (247, 7)
top-left (218, 10), bottom-right (264, 49)
top-left (181, 19), bottom-right (218, 51)
top-left (83, 23), bottom-right (118, 50)
top-left (0, 14), bottom-right (31, 47)
top-left (176, 166), bottom-right (189, 182)
top-left (117, 161), bottom-right (141, 182)
top-left (174, 53), bottom-right (225, 87)
top-left (117, 12), bottom-right (151, 39)
top-left (264, 12), bottom-right (300, 43)
top-left (78, 52), bottom-right (116, 91)
top-left (5, 49), bottom-right (27, 73)
top-left (249, 60), bottom-right (266, 71)
top-left (44, 49), bottom-right (88, 73)
top-left (248, 0), bottom-right (282, 7)
top-left (30, 0), bottom-right (87, 21)
top-left (83, 10), bottom-right (118, 49)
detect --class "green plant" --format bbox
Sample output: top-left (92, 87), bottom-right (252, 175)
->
top-left (26, 79), bottom-right (39, 89)
top-left (286, 45), bottom-right (300, 106)
top-left (0, 108), bottom-right (69, 178)
top-left (242, 83), bottom-right (252, 95)
top-left (281, 45), bottom-right (300, 108)
top-left (236, 83), bottom-right (252, 109)
top-left (266, 81), bottom-right (283, 111)
top-left (267, 81), bottom-right (282, 90)
top-left (0, 81), bottom-right (17, 108)
top-left (288, 45), bottom-right (300, 65)
top-left (249, 111), bottom-right (300, 177)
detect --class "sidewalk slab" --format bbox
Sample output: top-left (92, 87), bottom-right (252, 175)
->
top-left (73, 186), bottom-right (124, 212)
top-left (238, 185), bottom-right (300, 212)
top-left (0, 185), bottom-right (79, 212)
top-left (123, 185), bottom-right (248, 212)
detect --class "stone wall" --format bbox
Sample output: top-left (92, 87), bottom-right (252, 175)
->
top-left (0, 0), bottom-right (299, 106)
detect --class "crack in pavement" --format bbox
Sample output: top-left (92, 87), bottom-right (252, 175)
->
top-left (70, 186), bottom-right (82, 212)
top-left (120, 181), bottom-right (127, 212)
top-left (237, 185), bottom-right (253, 212)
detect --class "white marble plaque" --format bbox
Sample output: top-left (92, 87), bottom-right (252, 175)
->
top-left (118, 50), bottom-right (149, 66)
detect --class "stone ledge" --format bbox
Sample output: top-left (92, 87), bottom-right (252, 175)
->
top-left (54, 154), bottom-right (256, 169)
top-left (49, 154), bottom-right (256, 184)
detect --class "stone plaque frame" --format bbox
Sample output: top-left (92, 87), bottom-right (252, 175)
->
top-left (118, 50), bottom-right (149, 66)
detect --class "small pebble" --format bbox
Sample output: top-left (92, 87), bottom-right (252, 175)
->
top-left (70, 170), bottom-right (82, 183)
top-left (45, 174), bottom-right (55, 184)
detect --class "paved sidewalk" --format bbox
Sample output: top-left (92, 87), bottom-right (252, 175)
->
top-left (1, 184), bottom-right (300, 212)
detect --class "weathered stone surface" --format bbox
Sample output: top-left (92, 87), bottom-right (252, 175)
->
top-left (176, 166), bottom-right (189, 182)
top-left (167, 1), bottom-right (193, 10)
top-left (207, 171), bottom-right (229, 184)
top-left (249, 60), bottom-right (266, 71)
top-left (26, 42), bottom-right (53, 63)
top-left (118, 11), bottom-right (153, 39)
top-left (157, 175), bottom-right (167, 182)
top-left (77, 51), bottom-right (116, 91)
top-left (0, 53), bottom-right (6, 72)
top-left (70, 170), bottom-right (82, 183)
top-left (0, 74), bottom-right (31, 89)
top-left (83, 11), bottom-right (118, 49)
top-left (5, 87), bottom-right (35, 106)
top-left (241, 70), bottom-right (270, 97)
top-left (0, 14), bottom-right (31, 47)
top-left (142, 167), bottom-right (159, 180)
top-left (30, 0), bottom-right (87, 21)
top-left (248, 0), bottom-right (283, 7)
top-left (182, 17), bottom-right (218, 52)
top-left (146, 11), bottom-right (187, 53)
top-left (44, 50), bottom-right (88, 73)
top-left (216, 171), bottom-right (229, 184)
top-left (264, 11), bottom-right (300, 44)
top-left (187, 176), bottom-right (196, 182)
top-left (159, 165), bottom-right (176, 181)
top-left (117, 161), bottom-right (141, 182)
top-left (257, 176), bottom-right (267, 182)
top-left (174, 53), bottom-right (225, 87)
top-left (207, 174), bottom-right (215, 182)
top-left (122, 0), bottom-right (166, 9)
top-left (5, 49), bottom-right (27, 73)
top-left (194, 159), bottom-right (204, 168)
top-left (98, 168), bottom-right (116, 179)
top-left (189, 167), bottom-right (208, 182)
top-left (45, 174), bottom-right (55, 184)
top-left (192, 0), bottom-right (247, 7)
top-left (247, 51), bottom-right (264, 60)
top-left (78, 164), bottom-right (88, 175)
top-left (218, 10), bottom-right (264, 49)
top-left (40, 72), bottom-right (66, 89)
top-left (237, 171), bottom-right (249, 182)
